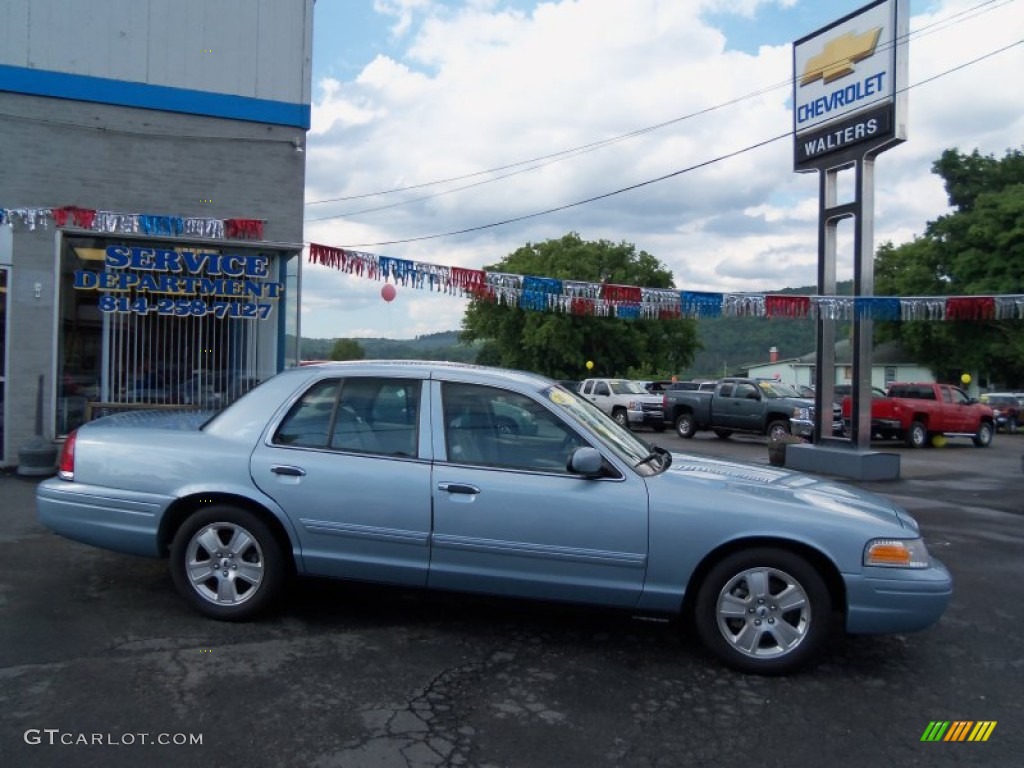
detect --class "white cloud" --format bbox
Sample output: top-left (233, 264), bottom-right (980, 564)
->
top-left (303, 0), bottom-right (1024, 339)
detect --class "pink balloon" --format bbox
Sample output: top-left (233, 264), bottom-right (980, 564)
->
top-left (381, 283), bottom-right (397, 302)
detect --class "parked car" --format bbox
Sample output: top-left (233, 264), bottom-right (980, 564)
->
top-left (38, 361), bottom-right (952, 675)
top-left (579, 377), bottom-right (666, 431)
top-left (978, 393), bottom-right (1021, 433)
top-left (833, 384), bottom-right (888, 437)
top-left (840, 382), bottom-right (995, 448)
top-left (175, 370), bottom-right (260, 409)
top-left (663, 378), bottom-right (817, 441)
top-left (641, 380), bottom-right (675, 393)
top-left (668, 380), bottom-right (718, 392)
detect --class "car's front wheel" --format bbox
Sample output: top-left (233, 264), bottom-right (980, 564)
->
top-left (675, 412), bottom-right (697, 439)
top-left (612, 408), bottom-right (629, 429)
top-left (694, 548), bottom-right (832, 675)
top-left (973, 421), bottom-right (994, 447)
top-left (170, 506), bottom-right (285, 621)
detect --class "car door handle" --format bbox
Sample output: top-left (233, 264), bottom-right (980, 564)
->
top-left (271, 465), bottom-right (306, 477)
top-left (437, 482), bottom-right (480, 495)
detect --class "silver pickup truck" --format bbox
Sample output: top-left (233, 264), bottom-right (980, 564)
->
top-left (578, 378), bottom-right (666, 431)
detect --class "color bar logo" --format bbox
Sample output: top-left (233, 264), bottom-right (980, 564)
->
top-left (921, 721), bottom-right (997, 742)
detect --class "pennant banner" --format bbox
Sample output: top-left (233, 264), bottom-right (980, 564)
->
top-left (1, 204), bottom-right (261, 243)
top-left (4, 202), bottom-right (1022, 325)
top-left (306, 240), bottom-right (1024, 324)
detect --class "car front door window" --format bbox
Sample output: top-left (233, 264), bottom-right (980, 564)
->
top-left (442, 383), bottom-right (585, 473)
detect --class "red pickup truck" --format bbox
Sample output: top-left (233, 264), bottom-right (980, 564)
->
top-left (841, 382), bottom-right (995, 448)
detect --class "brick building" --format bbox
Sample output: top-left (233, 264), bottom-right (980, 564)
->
top-left (0, 0), bottom-right (315, 465)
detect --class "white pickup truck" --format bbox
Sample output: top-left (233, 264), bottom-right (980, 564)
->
top-left (578, 378), bottom-right (666, 431)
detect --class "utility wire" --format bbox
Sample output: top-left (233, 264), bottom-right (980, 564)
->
top-left (305, 0), bottom-right (1015, 209)
top-left (328, 38), bottom-right (1022, 249)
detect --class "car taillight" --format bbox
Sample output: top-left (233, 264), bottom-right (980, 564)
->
top-left (58, 430), bottom-right (77, 480)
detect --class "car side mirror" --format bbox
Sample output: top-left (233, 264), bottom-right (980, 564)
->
top-left (569, 446), bottom-right (604, 476)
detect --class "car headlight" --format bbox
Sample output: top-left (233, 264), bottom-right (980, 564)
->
top-left (792, 407), bottom-right (812, 421)
top-left (864, 538), bottom-right (930, 568)
top-left (628, 399), bottom-right (641, 410)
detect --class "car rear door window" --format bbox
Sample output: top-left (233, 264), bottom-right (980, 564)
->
top-left (273, 377), bottom-right (420, 456)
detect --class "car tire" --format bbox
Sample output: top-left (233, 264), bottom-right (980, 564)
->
top-left (906, 421), bottom-right (928, 449)
top-left (675, 413), bottom-right (697, 439)
top-left (714, 429), bottom-right (733, 440)
top-left (170, 506), bottom-right (286, 621)
top-left (973, 421), bottom-right (994, 447)
top-left (694, 548), bottom-right (832, 675)
top-left (766, 421), bottom-right (790, 442)
top-left (612, 408), bottom-right (630, 429)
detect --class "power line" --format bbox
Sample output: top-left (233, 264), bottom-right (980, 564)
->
top-left (328, 39), bottom-right (1022, 249)
top-left (304, 0), bottom-right (1015, 210)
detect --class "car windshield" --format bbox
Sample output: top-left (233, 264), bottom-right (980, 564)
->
top-left (609, 380), bottom-right (649, 395)
top-left (542, 386), bottom-right (663, 472)
top-left (758, 381), bottom-right (804, 398)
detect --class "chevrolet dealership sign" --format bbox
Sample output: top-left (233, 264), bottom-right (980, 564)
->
top-left (793, 0), bottom-right (907, 169)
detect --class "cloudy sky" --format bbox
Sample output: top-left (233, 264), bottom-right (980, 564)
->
top-left (301, 0), bottom-right (1023, 341)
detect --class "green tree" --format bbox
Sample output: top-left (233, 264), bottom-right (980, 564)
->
top-left (329, 338), bottom-right (366, 361)
top-left (460, 233), bottom-right (700, 378)
top-left (875, 148), bottom-right (1024, 385)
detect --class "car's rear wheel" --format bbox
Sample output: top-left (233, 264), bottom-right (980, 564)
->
top-left (973, 421), bottom-right (994, 447)
top-left (694, 548), bottom-right (831, 675)
top-left (675, 412), bottom-right (697, 439)
top-left (170, 506), bottom-right (285, 621)
top-left (906, 421), bottom-right (928, 449)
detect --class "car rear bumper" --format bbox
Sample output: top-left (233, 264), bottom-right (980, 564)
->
top-left (843, 559), bottom-right (953, 634)
top-left (36, 479), bottom-right (169, 558)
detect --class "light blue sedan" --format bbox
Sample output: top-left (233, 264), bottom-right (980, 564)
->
top-left (37, 361), bottom-right (952, 674)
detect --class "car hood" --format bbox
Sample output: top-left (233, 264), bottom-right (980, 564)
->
top-left (658, 452), bottom-right (910, 530)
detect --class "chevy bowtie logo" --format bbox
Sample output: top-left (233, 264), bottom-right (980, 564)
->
top-left (801, 27), bottom-right (882, 86)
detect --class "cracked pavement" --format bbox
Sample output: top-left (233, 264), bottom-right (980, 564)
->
top-left (1, 433), bottom-right (1022, 768)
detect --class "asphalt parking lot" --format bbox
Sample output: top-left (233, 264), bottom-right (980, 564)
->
top-left (1, 432), bottom-right (1022, 768)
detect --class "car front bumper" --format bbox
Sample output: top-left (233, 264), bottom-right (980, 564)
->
top-left (791, 418), bottom-right (815, 438)
top-left (627, 408), bottom-right (665, 427)
top-left (843, 559), bottom-right (953, 634)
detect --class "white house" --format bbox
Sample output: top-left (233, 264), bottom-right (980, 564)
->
top-left (746, 340), bottom-right (934, 391)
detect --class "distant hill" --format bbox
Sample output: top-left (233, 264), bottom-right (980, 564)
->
top-left (296, 331), bottom-right (481, 363)
top-left (297, 282), bottom-right (853, 376)
top-left (684, 281), bottom-right (853, 378)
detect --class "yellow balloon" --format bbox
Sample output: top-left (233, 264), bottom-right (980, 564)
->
top-left (960, 373), bottom-right (971, 385)
top-left (586, 360), bottom-right (594, 370)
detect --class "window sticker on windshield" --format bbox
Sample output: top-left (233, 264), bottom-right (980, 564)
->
top-left (549, 389), bottom-right (576, 406)
top-left (759, 382), bottom-right (771, 390)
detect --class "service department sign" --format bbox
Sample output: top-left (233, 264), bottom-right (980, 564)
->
top-left (793, 0), bottom-right (907, 169)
